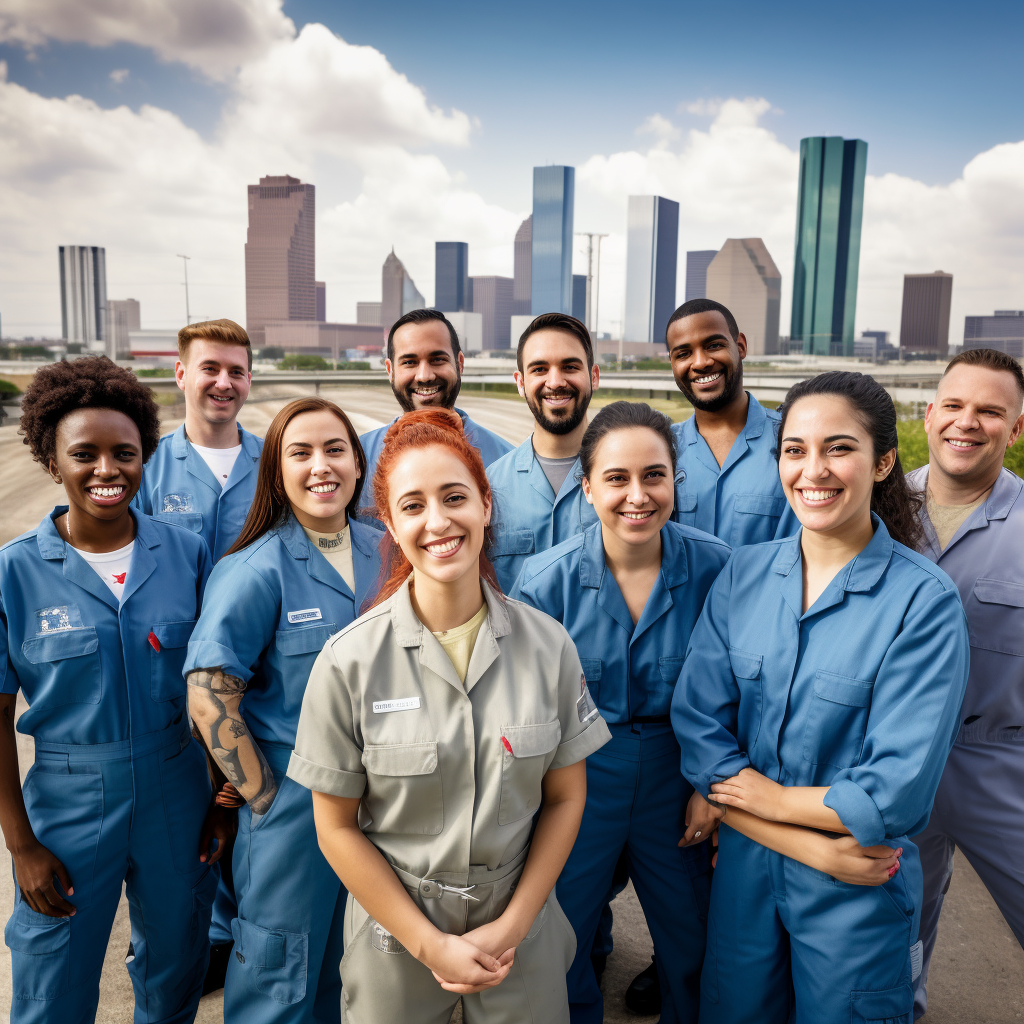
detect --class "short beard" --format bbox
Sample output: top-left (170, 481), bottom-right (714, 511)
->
top-left (527, 387), bottom-right (592, 436)
top-left (677, 365), bottom-right (742, 413)
top-left (393, 375), bottom-right (461, 414)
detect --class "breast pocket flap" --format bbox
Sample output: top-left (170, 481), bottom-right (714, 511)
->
top-left (493, 528), bottom-right (535, 557)
top-left (154, 512), bottom-right (204, 534)
top-left (363, 741), bottom-right (438, 777)
top-left (659, 656), bottom-right (685, 683)
top-left (579, 658), bottom-right (602, 682)
top-left (734, 493), bottom-right (787, 517)
top-left (728, 647), bottom-right (762, 680)
top-left (675, 493), bottom-right (698, 513)
top-left (22, 628), bottom-right (99, 665)
top-left (502, 721), bottom-right (561, 758)
top-left (152, 620), bottom-right (197, 649)
top-left (973, 578), bottom-right (1024, 608)
top-left (814, 670), bottom-right (873, 708)
top-left (275, 624), bottom-right (338, 656)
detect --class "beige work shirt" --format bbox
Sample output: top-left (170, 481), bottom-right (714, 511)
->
top-left (287, 577), bottom-right (611, 877)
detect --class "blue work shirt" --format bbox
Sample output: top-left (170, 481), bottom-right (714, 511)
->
top-left (184, 515), bottom-right (382, 748)
top-left (134, 423), bottom-right (264, 561)
top-left (671, 517), bottom-right (970, 847)
top-left (487, 438), bottom-right (599, 593)
top-left (512, 521), bottom-right (731, 724)
top-left (909, 466), bottom-right (1024, 742)
top-left (671, 392), bottom-right (798, 546)
top-left (356, 408), bottom-right (513, 522)
top-left (0, 508), bottom-right (211, 745)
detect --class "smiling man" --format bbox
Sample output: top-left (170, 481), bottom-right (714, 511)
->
top-left (907, 348), bottom-right (1024, 1020)
top-left (356, 308), bottom-right (513, 522)
top-left (666, 298), bottom-right (796, 547)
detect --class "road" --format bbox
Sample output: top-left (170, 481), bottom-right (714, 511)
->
top-left (0, 387), bottom-right (1020, 1022)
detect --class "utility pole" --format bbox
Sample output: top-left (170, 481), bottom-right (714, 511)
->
top-left (176, 254), bottom-right (191, 325)
top-left (575, 232), bottom-right (608, 336)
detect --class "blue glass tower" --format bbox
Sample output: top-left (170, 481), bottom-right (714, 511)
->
top-left (571, 275), bottom-right (587, 322)
top-left (435, 241), bottom-right (469, 312)
top-left (531, 166), bottom-right (574, 315)
top-left (791, 137), bottom-right (867, 356)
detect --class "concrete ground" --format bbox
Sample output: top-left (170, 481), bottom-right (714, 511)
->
top-left (0, 386), bottom-right (1021, 1022)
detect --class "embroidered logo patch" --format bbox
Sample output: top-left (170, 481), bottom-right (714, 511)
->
top-left (287, 608), bottom-right (322, 624)
top-left (35, 605), bottom-right (81, 634)
top-left (161, 493), bottom-right (195, 514)
top-left (577, 673), bottom-right (598, 723)
top-left (370, 921), bottom-right (406, 954)
top-left (372, 697), bottom-right (421, 714)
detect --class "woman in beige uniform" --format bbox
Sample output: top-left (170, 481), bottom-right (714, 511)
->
top-left (287, 408), bottom-right (610, 1024)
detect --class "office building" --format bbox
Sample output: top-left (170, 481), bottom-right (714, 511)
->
top-left (791, 136), bottom-right (868, 356)
top-left (356, 302), bottom-right (382, 326)
top-left (854, 330), bottom-right (897, 362)
top-left (129, 328), bottom-right (178, 363)
top-left (435, 242), bottom-right (470, 312)
top-left (381, 250), bottom-right (425, 336)
top-left (315, 281), bottom-right (326, 321)
top-left (962, 311), bottom-right (1024, 358)
top-left (685, 250), bottom-right (718, 302)
top-left (899, 271), bottom-right (953, 356)
top-left (514, 216), bottom-right (532, 315)
top-left (532, 166), bottom-right (574, 314)
top-left (572, 275), bottom-right (587, 323)
top-left (244, 174), bottom-right (316, 348)
top-left (59, 245), bottom-right (107, 351)
top-left (705, 238), bottom-right (781, 356)
top-left (445, 312), bottom-right (483, 353)
top-left (263, 321), bottom-right (385, 361)
top-left (106, 298), bottom-right (140, 359)
top-left (469, 276), bottom-right (514, 350)
top-left (623, 195), bottom-right (679, 345)
top-left (510, 314), bottom-right (534, 347)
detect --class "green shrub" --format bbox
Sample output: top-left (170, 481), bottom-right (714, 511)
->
top-left (0, 378), bottom-right (21, 396)
top-left (136, 368), bottom-right (175, 378)
top-left (280, 354), bottom-right (331, 371)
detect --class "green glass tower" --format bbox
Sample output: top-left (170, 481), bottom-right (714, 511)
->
top-left (790, 137), bottom-right (867, 356)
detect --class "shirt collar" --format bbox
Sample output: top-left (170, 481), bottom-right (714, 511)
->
top-left (679, 390), bottom-right (766, 443)
top-left (578, 521), bottom-right (689, 590)
top-left (171, 422), bottom-right (252, 459)
top-left (36, 505), bottom-right (160, 560)
top-left (391, 574), bottom-right (510, 647)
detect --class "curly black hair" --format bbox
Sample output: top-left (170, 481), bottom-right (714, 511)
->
top-left (20, 357), bottom-right (162, 468)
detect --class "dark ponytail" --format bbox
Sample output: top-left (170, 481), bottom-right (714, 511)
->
top-left (776, 371), bottom-right (923, 550)
top-left (579, 401), bottom-right (677, 479)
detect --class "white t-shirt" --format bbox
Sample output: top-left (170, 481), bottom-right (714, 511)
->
top-left (72, 541), bottom-right (135, 602)
top-left (191, 442), bottom-right (242, 488)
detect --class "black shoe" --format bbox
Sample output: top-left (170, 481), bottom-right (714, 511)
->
top-left (202, 942), bottom-right (233, 996)
top-left (591, 952), bottom-right (607, 987)
top-left (625, 955), bottom-right (661, 1015)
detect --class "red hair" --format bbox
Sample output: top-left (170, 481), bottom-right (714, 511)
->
top-left (369, 408), bottom-right (502, 607)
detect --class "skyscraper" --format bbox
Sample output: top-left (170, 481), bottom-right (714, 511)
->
top-left (705, 239), bottom-right (781, 356)
top-left (685, 250), bottom-right (718, 301)
top-left (572, 275), bottom-right (587, 323)
top-left (245, 174), bottom-right (316, 349)
top-left (532, 166), bottom-right (574, 315)
top-left (59, 245), bottom-right (107, 351)
top-left (470, 276), bottom-right (514, 349)
top-left (962, 311), bottom-right (1024, 358)
top-left (106, 298), bottom-right (140, 359)
top-left (514, 216), bottom-right (532, 315)
top-left (623, 195), bottom-right (679, 345)
top-left (315, 281), bottom-right (326, 321)
top-left (790, 137), bottom-right (868, 356)
top-left (435, 242), bottom-right (470, 312)
top-left (899, 271), bottom-right (953, 356)
top-left (382, 250), bottom-right (425, 336)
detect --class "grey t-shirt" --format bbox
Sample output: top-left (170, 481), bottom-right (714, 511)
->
top-left (535, 452), bottom-right (578, 498)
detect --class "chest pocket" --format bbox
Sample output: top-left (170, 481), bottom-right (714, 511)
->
top-left (491, 528), bottom-right (535, 559)
top-left (968, 579), bottom-right (1024, 658)
top-left (803, 670), bottom-right (873, 769)
top-left (21, 628), bottom-right (102, 709)
top-left (732, 494), bottom-right (787, 546)
top-left (362, 742), bottom-right (442, 836)
top-left (275, 623), bottom-right (338, 658)
top-left (728, 648), bottom-right (764, 751)
top-left (659, 657), bottom-right (685, 686)
top-left (153, 511), bottom-right (204, 535)
top-left (579, 659), bottom-right (602, 707)
top-left (674, 492), bottom-right (698, 527)
top-left (151, 620), bottom-right (198, 702)
top-left (498, 721), bottom-right (561, 825)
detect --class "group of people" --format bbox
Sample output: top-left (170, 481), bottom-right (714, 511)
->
top-left (0, 299), bottom-right (1020, 1024)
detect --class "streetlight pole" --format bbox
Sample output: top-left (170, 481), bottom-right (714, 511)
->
top-left (176, 254), bottom-right (191, 325)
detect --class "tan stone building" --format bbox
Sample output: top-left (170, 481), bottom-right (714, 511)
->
top-left (706, 238), bottom-right (781, 356)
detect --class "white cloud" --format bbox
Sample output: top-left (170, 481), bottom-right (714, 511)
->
top-left (0, 0), bottom-right (294, 81)
top-left (109, 68), bottom-right (129, 84)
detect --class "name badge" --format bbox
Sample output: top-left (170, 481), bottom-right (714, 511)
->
top-left (372, 697), bottom-right (421, 714)
top-left (287, 608), bottom-right (322, 624)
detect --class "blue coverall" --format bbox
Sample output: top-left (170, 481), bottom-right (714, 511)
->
top-left (487, 438), bottom-right (599, 593)
top-left (184, 515), bottom-right (382, 1024)
top-left (512, 521), bottom-right (732, 1024)
top-left (0, 509), bottom-right (215, 1024)
top-left (671, 517), bottom-right (970, 1024)
top-left (357, 408), bottom-right (513, 524)
top-left (671, 393), bottom-right (798, 545)
top-left (907, 466), bottom-right (1024, 1018)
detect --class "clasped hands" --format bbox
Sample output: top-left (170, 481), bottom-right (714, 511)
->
top-left (423, 916), bottom-right (522, 995)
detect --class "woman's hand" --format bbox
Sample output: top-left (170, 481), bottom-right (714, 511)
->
top-left (460, 917), bottom-right (520, 967)
top-left (424, 931), bottom-right (512, 994)
top-left (199, 799), bottom-right (238, 865)
top-left (215, 782), bottom-right (245, 809)
top-left (710, 768), bottom-right (787, 821)
top-left (826, 838), bottom-right (902, 886)
top-left (679, 790), bottom-right (724, 847)
top-left (12, 840), bottom-right (75, 917)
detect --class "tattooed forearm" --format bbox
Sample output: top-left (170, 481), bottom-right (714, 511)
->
top-left (187, 667), bottom-right (278, 813)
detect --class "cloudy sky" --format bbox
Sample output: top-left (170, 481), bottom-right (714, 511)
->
top-left (1, 0), bottom-right (1023, 343)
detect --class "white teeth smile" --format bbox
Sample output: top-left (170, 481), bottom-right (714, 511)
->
top-left (425, 537), bottom-right (462, 554)
top-left (309, 483), bottom-right (338, 493)
top-left (692, 372), bottom-right (722, 385)
top-left (88, 486), bottom-right (124, 497)
top-left (413, 386), bottom-right (441, 395)
top-left (946, 439), bottom-right (979, 448)
top-left (621, 511), bottom-right (654, 519)
top-left (801, 489), bottom-right (840, 501)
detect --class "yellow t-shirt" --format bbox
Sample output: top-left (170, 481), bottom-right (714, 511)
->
top-left (303, 525), bottom-right (355, 592)
top-left (432, 603), bottom-right (489, 686)
top-left (926, 491), bottom-right (986, 550)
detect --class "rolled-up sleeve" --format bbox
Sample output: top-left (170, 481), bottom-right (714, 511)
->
top-left (548, 634), bottom-right (611, 770)
top-left (287, 642), bottom-right (367, 797)
top-left (824, 583), bottom-right (969, 845)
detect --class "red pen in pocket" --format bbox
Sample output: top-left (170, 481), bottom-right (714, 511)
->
top-left (501, 736), bottom-right (514, 756)
top-left (148, 631), bottom-right (161, 652)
